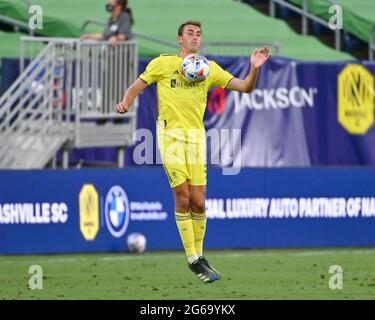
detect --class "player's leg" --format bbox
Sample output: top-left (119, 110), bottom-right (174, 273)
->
top-left (159, 132), bottom-right (218, 282)
top-left (187, 140), bottom-right (208, 258)
top-left (172, 181), bottom-right (198, 264)
top-left (157, 128), bottom-right (200, 265)
top-left (189, 184), bottom-right (206, 258)
top-left (173, 182), bottom-right (220, 283)
top-left (190, 184), bottom-right (220, 278)
top-left (187, 141), bottom-right (221, 281)
top-left (157, 127), bottom-right (197, 264)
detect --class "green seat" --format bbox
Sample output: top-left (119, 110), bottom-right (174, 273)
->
top-left (287, 0), bottom-right (375, 44)
top-left (0, 0), bottom-right (354, 60)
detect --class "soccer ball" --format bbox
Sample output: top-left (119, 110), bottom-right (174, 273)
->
top-left (126, 232), bottom-right (147, 253)
top-left (180, 54), bottom-right (210, 82)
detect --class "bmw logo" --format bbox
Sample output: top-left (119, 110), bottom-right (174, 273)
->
top-left (105, 185), bottom-right (130, 238)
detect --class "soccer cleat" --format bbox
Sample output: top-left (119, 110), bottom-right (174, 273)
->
top-left (188, 258), bottom-right (221, 283)
top-left (199, 256), bottom-right (221, 278)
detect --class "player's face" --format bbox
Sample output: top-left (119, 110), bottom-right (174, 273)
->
top-left (178, 25), bottom-right (202, 53)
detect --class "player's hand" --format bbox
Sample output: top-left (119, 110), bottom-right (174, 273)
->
top-left (116, 102), bottom-right (129, 114)
top-left (250, 46), bottom-right (271, 69)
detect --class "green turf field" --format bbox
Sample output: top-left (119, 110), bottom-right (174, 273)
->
top-left (0, 248), bottom-right (374, 300)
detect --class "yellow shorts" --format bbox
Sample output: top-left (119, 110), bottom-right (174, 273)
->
top-left (157, 123), bottom-right (207, 188)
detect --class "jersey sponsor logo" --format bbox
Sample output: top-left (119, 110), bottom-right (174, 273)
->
top-left (171, 80), bottom-right (205, 89)
top-left (79, 184), bottom-right (99, 241)
top-left (338, 64), bottom-right (374, 134)
top-left (105, 185), bottom-right (130, 238)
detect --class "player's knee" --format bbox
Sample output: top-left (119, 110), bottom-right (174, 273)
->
top-left (175, 188), bottom-right (191, 212)
top-left (190, 196), bottom-right (205, 213)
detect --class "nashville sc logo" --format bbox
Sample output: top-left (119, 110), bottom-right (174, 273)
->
top-left (338, 64), bottom-right (374, 134)
top-left (105, 185), bottom-right (130, 238)
top-left (79, 184), bottom-right (99, 241)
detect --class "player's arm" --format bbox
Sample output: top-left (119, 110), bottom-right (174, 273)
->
top-left (116, 57), bottom-right (161, 113)
top-left (226, 46), bottom-right (270, 93)
top-left (225, 67), bottom-right (260, 93)
top-left (116, 79), bottom-right (148, 114)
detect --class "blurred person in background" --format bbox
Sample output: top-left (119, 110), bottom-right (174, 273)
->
top-left (81, 0), bottom-right (134, 45)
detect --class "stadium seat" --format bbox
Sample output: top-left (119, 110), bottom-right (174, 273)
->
top-left (0, 0), bottom-right (353, 61)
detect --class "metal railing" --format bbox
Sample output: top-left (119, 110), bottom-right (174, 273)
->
top-left (80, 19), bottom-right (106, 37)
top-left (0, 0), bottom-right (34, 35)
top-left (200, 41), bottom-right (282, 56)
top-left (20, 37), bottom-right (138, 120)
top-left (369, 25), bottom-right (375, 61)
top-left (0, 15), bottom-right (33, 35)
top-left (270, 0), bottom-right (342, 51)
top-left (0, 42), bottom-right (59, 167)
top-left (0, 36), bottom-right (138, 168)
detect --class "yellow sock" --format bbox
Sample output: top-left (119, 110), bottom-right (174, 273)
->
top-left (191, 211), bottom-right (207, 257)
top-left (175, 212), bottom-right (197, 260)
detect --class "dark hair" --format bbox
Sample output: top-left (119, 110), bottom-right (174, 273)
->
top-left (117, 0), bottom-right (134, 25)
top-left (177, 20), bottom-right (202, 36)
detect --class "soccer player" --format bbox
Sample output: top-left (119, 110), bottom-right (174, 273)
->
top-left (116, 21), bottom-right (270, 283)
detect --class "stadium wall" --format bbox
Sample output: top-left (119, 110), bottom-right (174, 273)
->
top-left (1, 167), bottom-right (375, 254)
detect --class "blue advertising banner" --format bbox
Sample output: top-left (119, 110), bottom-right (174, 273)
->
top-left (2, 57), bottom-right (375, 166)
top-left (71, 57), bottom-right (375, 167)
top-left (1, 167), bottom-right (375, 254)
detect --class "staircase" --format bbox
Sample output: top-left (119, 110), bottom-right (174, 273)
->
top-left (0, 37), bottom-right (138, 169)
top-left (0, 42), bottom-right (70, 169)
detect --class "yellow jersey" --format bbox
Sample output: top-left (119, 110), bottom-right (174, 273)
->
top-left (139, 54), bottom-right (233, 141)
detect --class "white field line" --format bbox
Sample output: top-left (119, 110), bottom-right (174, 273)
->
top-left (2, 249), bottom-right (375, 264)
